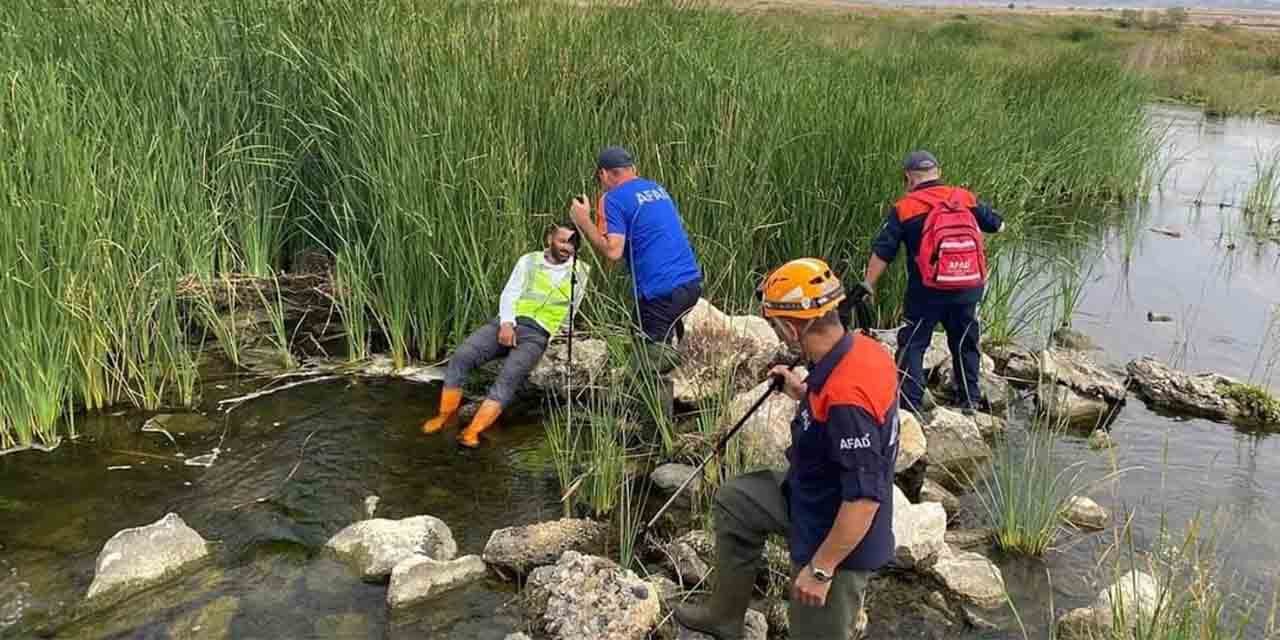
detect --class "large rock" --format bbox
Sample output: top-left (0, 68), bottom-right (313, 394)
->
top-left (1037, 383), bottom-right (1115, 430)
top-left (892, 486), bottom-right (947, 568)
top-left (945, 528), bottom-right (994, 551)
top-left (869, 329), bottom-right (950, 372)
top-left (671, 299), bottom-right (787, 405)
top-left (1057, 570), bottom-right (1159, 636)
top-left (1126, 356), bottom-right (1279, 426)
top-left (325, 516), bottom-right (457, 582)
top-left (387, 554), bottom-right (487, 609)
top-left (651, 463), bottom-right (700, 496)
top-left (675, 608), bottom-right (767, 640)
top-left (524, 551), bottom-right (661, 640)
top-left (922, 408), bottom-right (992, 489)
top-left (665, 530), bottom-right (713, 586)
top-left (528, 338), bottom-right (610, 395)
top-left (718, 372), bottom-right (806, 471)
top-left (920, 478), bottom-right (961, 517)
top-left (895, 411), bottom-right (927, 474)
top-left (1039, 349), bottom-right (1127, 403)
top-left (928, 549), bottom-right (1007, 610)
top-left (1052, 326), bottom-right (1099, 351)
top-left (87, 513), bottom-right (210, 600)
top-left (1063, 496), bottom-right (1109, 531)
top-left (987, 342), bottom-right (1039, 385)
top-left (483, 518), bottom-right (608, 576)
top-left (933, 353), bottom-right (1011, 414)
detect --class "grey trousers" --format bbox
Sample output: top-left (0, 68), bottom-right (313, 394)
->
top-left (444, 319), bottom-right (549, 407)
top-left (715, 470), bottom-right (871, 640)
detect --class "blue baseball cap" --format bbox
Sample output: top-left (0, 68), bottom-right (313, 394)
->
top-left (903, 150), bottom-right (939, 171)
top-left (596, 146), bottom-right (634, 170)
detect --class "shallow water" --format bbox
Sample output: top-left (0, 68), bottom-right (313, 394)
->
top-left (996, 105), bottom-right (1280, 637)
top-left (0, 377), bottom-right (559, 639)
top-left (3, 105), bottom-right (1280, 639)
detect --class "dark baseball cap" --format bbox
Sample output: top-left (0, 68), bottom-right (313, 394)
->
top-left (903, 150), bottom-right (939, 171)
top-left (596, 146), bottom-right (634, 170)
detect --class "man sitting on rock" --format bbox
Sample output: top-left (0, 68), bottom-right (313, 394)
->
top-left (675, 258), bottom-right (899, 639)
top-left (420, 222), bottom-right (589, 448)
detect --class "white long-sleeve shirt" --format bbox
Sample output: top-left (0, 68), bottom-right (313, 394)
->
top-left (498, 251), bottom-right (588, 327)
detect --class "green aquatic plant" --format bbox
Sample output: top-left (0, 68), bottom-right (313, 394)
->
top-left (1217, 381), bottom-right (1280, 425)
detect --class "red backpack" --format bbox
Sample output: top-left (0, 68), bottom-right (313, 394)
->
top-left (910, 187), bottom-right (987, 291)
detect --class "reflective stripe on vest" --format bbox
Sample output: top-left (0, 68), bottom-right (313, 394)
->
top-left (513, 253), bottom-right (582, 335)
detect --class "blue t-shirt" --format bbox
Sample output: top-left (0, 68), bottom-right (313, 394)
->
top-left (604, 178), bottom-right (702, 301)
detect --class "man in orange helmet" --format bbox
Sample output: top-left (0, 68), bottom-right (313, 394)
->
top-left (674, 258), bottom-right (900, 640)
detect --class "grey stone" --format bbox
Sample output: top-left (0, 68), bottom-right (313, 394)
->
top-left (928, 549), bottom-right (1007, 610)
top-left (718, 373), bottom-right (806, 471)
top-left (387, 554), bottom-right (487, 609)
top-left (87, 512), bottom-right (210, 600)
top-left (892, 486), bottom-right (947, 568)
top-left (483, 518), bottom-right (608, 576)
top-left (504, 634), bottom-right (533, 640)
top-left (945, 528), bottom-right (994, 551)
top-left (923, 408), bottom-right (992, 489)
top-left (933, 353), bottom-right (1011, 414)
top-left (896, 411), bottom-right (927, 474)
top-left (651, 464), bottom-right (700, 496)
top-left (671, 299), bottom-right (787, 405)
top-left (987, 342), bottom-right (1039, 384)
top-left (524, 551), bottom-right (661, 640)
top-left (528, 339), bottom-right (610, 395)
top-left (920, 478), bottom-right (961, 517)
top-left (1126, 356), bottom-right (1271, 425)
top-left (1036, 383), bottom-right (1114, 431)
top-left (665, 531), bottom-right (713, 586)
top-left (325, 516), bottom-right (457, 582)
top-left (1039, 349), bottom-right (1127, 403)
top-left (869, 329), bottom-right (949, 372)
top-left (1063, 496), bottom-right (1109, 531)
top-left (1052, 326), bottom-right (1100, 351)
top-left (969, 411), bottom-right (1008, 439)
top-left (675, 608), bottom-right (767, 640)
top-left (1057, 570), bottom-right (1159, 636)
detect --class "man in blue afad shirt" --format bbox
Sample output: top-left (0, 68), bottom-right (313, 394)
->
top-left (569, 146), bottom-right (703, 370)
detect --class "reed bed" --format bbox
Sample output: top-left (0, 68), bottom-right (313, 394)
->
top-left (0, 0), bottom-right (1153, 447)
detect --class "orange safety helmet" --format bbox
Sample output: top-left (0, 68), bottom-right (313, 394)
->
top-left (758, 258), bottom-right (846, 320)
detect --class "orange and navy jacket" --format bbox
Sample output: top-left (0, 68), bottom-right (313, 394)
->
top-left (870, 180), bottom-right (1003, 307)
top-left (784, 332), bottom-right (900, 572)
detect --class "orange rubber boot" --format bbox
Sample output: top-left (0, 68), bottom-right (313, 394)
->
top-left (421, 387), bottom-right (462, 435)
top-left (457, 399), bottom-right (502, 448)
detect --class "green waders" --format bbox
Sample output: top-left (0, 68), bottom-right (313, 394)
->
top-left (674, 469), bottom-right (872, 640)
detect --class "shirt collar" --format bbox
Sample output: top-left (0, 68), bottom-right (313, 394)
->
top-left (910, 179), bottom-right (944, 192)
top-left (805, 332), bottom-right (853, 393)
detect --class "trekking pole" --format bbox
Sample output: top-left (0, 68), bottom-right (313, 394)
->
top-left (640, 363), bottom-right (796, 535)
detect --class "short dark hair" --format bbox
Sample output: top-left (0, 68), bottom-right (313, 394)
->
top-left (545, 221), bottom-right (574, 237)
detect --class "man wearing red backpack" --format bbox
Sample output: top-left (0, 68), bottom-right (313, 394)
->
top-left (859, 150), bottom-right (1003, 417)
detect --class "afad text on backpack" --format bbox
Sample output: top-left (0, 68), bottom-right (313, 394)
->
top-left (913, 188), bottom-right (988, 291)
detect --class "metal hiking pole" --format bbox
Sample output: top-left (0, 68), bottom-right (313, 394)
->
top-left (640, 365), bottom-right (795, 535)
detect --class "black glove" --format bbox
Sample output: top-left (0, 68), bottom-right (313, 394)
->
top-left (852, 281), bottom-right (873, 302)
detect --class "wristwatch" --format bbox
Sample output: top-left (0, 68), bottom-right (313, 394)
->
top-left (809, 564), bottom-right (834, 583)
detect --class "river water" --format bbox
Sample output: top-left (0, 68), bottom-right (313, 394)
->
top-left (1, 104), bottom-right (1278, 639)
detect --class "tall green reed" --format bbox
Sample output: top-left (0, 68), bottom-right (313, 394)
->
top-left (0, 0), bottom-right (1156, 446)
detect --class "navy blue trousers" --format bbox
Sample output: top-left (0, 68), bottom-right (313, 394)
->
top-left (895, 300), bottom-right (982, 413)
